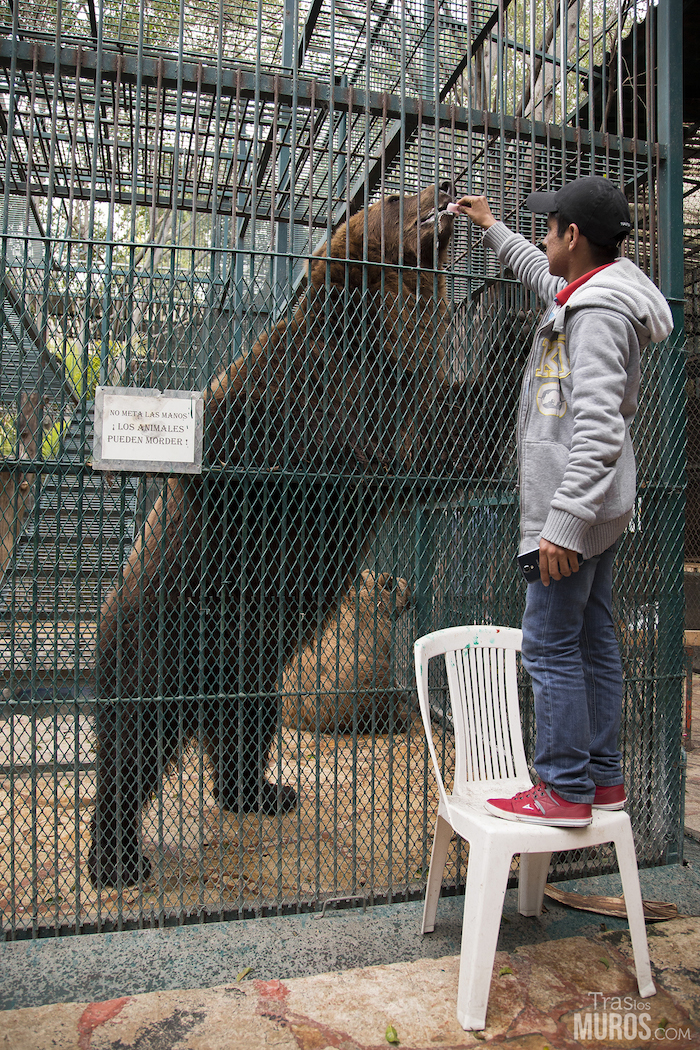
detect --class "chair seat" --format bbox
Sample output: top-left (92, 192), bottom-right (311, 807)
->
top-left (415, 625), bottom-right (656, 1031)
top-left (444, 777), bottom-right (532, 810)
top-left (443, 785), bottom-right (633, 845)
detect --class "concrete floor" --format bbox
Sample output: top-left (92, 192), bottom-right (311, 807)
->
top-left (1, 683), bottom-right (699, 1048)
top-left (1, 838), bottom-right (699, 1048)
top-left (1, 911), bottom-right (699, 1048)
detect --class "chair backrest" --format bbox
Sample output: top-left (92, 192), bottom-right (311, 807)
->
top-left (414, 625), bottom-right (529, 804)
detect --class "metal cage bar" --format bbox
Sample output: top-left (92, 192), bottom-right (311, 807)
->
top-left (0, 0), bottom-right (686, 938)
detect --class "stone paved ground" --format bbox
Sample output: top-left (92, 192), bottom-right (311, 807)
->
top-left (685, 677), bottom-right (700, 843)
top-left (1, 919), bottom-right (699, 1048)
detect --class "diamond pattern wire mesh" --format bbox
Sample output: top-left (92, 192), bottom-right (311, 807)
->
top-left (685, 260), bottom-right (700, 640)
top-left (0, 1), bottom-right (686, 937)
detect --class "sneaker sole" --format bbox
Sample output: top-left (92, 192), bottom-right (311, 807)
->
top-left (484, 801), bottom-right (592, 827)
top-left (592, 801), bottom-right (626, 811)
top-left (513, 814), bottom-right (592, 826)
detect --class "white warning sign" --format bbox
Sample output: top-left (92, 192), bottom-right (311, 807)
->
top-left (93, 387), bottom-right (204, 473)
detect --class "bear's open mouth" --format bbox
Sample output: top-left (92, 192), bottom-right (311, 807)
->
top-left (419, 203), bottom-right (457, 227)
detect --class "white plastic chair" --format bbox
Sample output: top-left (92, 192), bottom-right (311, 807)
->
top-left (415, 624), bottom-right (655, 1031)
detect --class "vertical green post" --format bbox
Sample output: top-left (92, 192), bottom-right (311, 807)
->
top-left (656, 0), bottom-right (686, 864)
top-left (271, 0), bottom-right (294, 320)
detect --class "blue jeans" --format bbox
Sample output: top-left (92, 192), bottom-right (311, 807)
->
top-left (521, 543), bottom-right (624, 804)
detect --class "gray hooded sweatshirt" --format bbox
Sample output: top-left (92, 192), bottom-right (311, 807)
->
top-left (483, 221), bottom-right (674, 559)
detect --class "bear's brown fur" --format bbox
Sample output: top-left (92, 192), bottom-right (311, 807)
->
top-left (281, 570), bottom-right (411, 733)
top-left (88, 182), bottom-right (466, 888)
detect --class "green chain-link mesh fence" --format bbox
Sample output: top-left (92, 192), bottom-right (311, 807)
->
top-left (0, 0), bottom-right (686, 938)
top-left (685, 268), bottom-right (700, 637)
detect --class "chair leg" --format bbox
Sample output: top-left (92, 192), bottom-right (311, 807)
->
top-left (615, 830), bottom-right (656, 999)
top-left (455, 841), bottom-right (513, 1030)
top-left (422, 814), bottom-right (452, 934)
top-left (518, 851), bottom-right (552, 916)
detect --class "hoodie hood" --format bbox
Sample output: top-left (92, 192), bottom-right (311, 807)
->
top-left (563, 257), bottom-right (674, 343)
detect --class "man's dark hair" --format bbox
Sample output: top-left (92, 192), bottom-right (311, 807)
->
top-left (555, 211), bottom-right (623, 265)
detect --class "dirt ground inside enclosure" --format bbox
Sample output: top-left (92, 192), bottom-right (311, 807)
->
top-left (0, 723), bottom-right (462, 934)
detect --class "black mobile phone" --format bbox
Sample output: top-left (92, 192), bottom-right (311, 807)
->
top-left (517, 549), bottom-right (583, 582)
top-left (517, 550), bottom-right (542, 582)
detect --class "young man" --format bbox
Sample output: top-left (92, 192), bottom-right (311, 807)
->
top-left (456, 176), bottom-right (673, 826)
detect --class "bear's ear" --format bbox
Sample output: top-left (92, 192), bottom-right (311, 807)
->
top-left (357, 570), bottom-right (376, 598)
top-left (375, 573), bottom-right (407, 612)
top-left (385, 194), bottom-right (400, 204)
top-left (393, 577), bottom-right (411, 611)
top-left (439, 180), bottom-right (455, 196)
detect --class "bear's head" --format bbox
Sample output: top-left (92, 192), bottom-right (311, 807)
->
top-left (355, 570), bottom-right (411, 615)
top-left (378, 181), bottom-right (459, 271)
top-left (310, 181), bottom-right (460, 296)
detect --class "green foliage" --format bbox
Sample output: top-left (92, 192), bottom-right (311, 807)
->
top-left (48, 339), bottom-right (101, 402)
top-left (0, 411), bottom-right (16, 457)
top-left (41, 415), bottom-right (69, 460)
top-left (41, 339), bottom-right (99, 460)
top-left (41, 336), bottom-right (134, 459)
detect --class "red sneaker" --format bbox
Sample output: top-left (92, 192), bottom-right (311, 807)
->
top-left (592, 784), bottom-right (626, 810)
top-left (485, 783), bottom-right (592, 827)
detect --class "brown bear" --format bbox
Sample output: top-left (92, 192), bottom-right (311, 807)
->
top-left (280, 570), bottom-right (411, 733)
top-left (88, 182), bottom-right (467, 888)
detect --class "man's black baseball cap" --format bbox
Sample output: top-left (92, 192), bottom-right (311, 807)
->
top-left (525, 175), bottom-right (632, 247)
